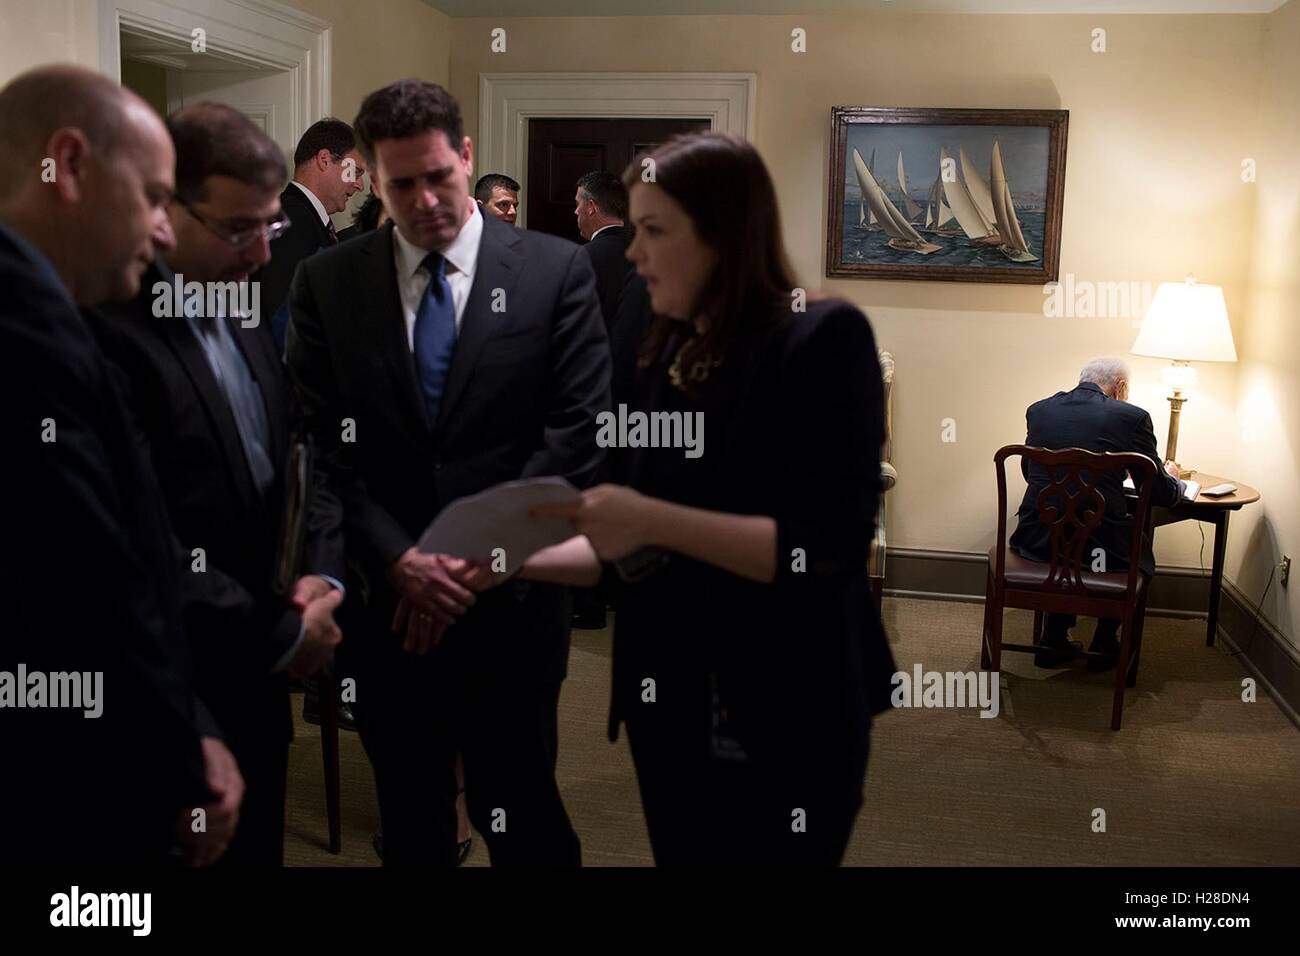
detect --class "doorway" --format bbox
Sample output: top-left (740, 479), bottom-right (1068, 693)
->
top-left (119, 30), bottom-right (296, 171)
top-left (525, 117), bottom-right (710, 242)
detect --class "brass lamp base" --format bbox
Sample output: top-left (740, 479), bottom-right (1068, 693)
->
top-left (1165, 389), bottom-right (1194, 479)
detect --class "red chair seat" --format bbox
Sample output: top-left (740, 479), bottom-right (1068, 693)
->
top-left (990, 545), bottom-right (1141, 597)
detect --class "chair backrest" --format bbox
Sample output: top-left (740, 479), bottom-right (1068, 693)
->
top-left (993, 444), bottom-right (1157, 598)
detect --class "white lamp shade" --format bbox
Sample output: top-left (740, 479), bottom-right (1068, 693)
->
top-left (1132, 280), bottom-right (1237, 362)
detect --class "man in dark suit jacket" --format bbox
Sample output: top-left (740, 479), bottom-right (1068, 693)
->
top-left (571, 171), bottom-right (645, 629)
top-left (575, 170), bottom-right (635, 332)
top-left (257, 118), bottom-right (367, 351)
top-left (1010, 357), bottom-right (1185, 668)
top-left (87, 103), bottom-right (347, 865)
top-left (0, 65), bottom-right (241, 865)
top-left (286, 79), bottom-right (610, 866)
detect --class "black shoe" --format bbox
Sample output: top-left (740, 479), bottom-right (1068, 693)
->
top-left (302, 693), bottom-right (358, 732)
top-left (1034, 631), bottom-right (1080, 668)
top-left (1086, 632), bottom-right (1121, 672)
top-left (373, 825), bottom-right (470, 865)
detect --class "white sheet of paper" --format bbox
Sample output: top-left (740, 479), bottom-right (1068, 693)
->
top-left (416, 476), bottom-right (581, 574)
top-left (1122, 474), bottom-right (1199, 501)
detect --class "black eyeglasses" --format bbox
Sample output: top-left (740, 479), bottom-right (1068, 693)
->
top-left (177, 198), bottom-right (291, 247)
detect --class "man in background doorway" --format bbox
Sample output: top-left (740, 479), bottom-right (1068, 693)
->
top-left (474, 173), bottom-right (519, 225)
top-left (261, 118), bottom-right (366, 351)
top-left (569, 170), bottom-right (643, 631)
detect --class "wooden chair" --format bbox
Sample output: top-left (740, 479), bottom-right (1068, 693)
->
top-left (980, 445), bottom-right (1157, 730)
top-left (320, 671), bottom-right (341, 853)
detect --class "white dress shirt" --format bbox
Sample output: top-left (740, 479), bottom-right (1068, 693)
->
top-left (291, 180), bottom-right (330, 227)
top-left (393, 199), bottom-right (483, 350)
top-left (589, 222), bottom-right (622, 241)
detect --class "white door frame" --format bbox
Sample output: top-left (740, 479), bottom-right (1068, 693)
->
top-left (99, 0), bottom-right (331, 143)
top-left (477, 72), bottom-right (757, 229)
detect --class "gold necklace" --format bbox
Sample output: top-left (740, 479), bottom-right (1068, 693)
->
top-left (668, 340), bottom-right (723, 390)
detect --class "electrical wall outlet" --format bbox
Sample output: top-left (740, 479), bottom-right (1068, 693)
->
top-left (1282, 556), bottom-right (1291, 589)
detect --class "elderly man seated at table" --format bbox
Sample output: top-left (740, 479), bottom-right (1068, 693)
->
top-left (1009, 357), bottom-right (1185, 670)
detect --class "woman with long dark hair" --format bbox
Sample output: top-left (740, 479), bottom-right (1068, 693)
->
top-left (472, 132), bottom-right (895, 864)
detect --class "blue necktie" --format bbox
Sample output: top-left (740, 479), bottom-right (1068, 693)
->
top-left (413, 253), bottom-right (457, 425)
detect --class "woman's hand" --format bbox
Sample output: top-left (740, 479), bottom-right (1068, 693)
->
top-left (442, 556), bottom-right (512, 593)
top-left (532, 484), bottom-right (657, 561)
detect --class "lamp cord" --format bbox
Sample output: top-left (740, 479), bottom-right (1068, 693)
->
top-left (1225, 563), bottom-right (1278, 663)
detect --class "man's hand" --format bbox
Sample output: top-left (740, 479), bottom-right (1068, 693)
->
top-left (392, 596), bottom-right (448, 655)
top-left (176, 736), bottom-right (245, 866)
top-left (385, 547), bottom-right (476, 625)
top-left (288, 588), bottom-right (344, 678)
top-left (1164, 461), bottom-right (1182, 479)
top-left (290, 574), bottom-right (334, 611)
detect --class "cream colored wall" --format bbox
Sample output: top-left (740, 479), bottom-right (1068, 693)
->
top-left (450, 12), bottom-right (1265, 574)
top-left (1228, 0), bottom-right (1298, 647)
top-left (281, 0), bottom-right (450, 122)
top-left (0, 0), bottom-right (100, 77)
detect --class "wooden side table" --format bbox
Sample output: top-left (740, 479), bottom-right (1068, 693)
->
top-left (1151, 473), bottom-right (1261, 647)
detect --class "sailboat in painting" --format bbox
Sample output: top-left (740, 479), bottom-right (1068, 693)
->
top-left (896, 152), bottom-right (925, 224)
top-left (858, 147), bottom-right (878, 228)
top-left (989, 141), bottom-right (1038, 262)
top-left (851, 148), bottom-right (941, 255)
top-left (939, 145), bottom-right (1002, 248)
top-left (920, 154), bottom-right (962, 236)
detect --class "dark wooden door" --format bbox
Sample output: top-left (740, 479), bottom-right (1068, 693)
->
top-left (525, 117), bottom-right (710, 241)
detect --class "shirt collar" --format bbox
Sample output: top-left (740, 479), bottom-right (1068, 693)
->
top-left (589, 223), bottom-right (622, 241)
top-left (290, 181), bottom-right (330, 227)
top-left (393, 197), bottom-right (482, 281)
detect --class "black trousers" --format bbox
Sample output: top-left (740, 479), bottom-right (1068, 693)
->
top-left (217, 734), bottom-right (289, 866)
top-left (1044, 614), bottom-right (1121, 644)
top-left (624, 713), bottom-right (871, 866)
top-left (345, 625), bottom-right (580, 867)
top-left (213, 692), bottom-right (291, 867)
top-left (1043, 554), bottom-right (1144, 645)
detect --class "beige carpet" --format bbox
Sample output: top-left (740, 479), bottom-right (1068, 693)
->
top-left (284, 597), bottom-right (1300, 866)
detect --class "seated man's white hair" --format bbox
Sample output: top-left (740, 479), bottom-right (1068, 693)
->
top-left (1079, 357), bottom-right (1130, 394)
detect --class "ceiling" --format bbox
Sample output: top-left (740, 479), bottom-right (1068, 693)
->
top-left (423, 0), bottom-right (1284, 16)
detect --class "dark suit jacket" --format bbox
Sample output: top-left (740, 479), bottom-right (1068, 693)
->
top-left (608, 298), bottom-right (895, 758)
top-left (580, 225), bottom-right (634, 332)
top-left (0, 224), bottom-right (208, 862)
top-left (257, 184), bottom-right (334, 350)
top-left (1009, 381), bottom-right (1184, 577)
top-left (608, 272), bottom-right (653, 413)
top-left (286, 213), bottom-right (610, 680)
top-left (86, 262), bottom-right (345, 744)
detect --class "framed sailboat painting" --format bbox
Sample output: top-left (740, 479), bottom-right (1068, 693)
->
top-left (826, 107), bottom-right (1068, 283)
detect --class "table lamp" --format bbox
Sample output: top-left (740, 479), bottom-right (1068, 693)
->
top-left (1130, 276), bottom-right (1237, 478)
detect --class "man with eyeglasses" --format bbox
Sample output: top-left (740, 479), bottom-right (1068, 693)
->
top-left (259, 118), bottom-right (367, 352)
top-left (86, 102), bottom-right (347, 866)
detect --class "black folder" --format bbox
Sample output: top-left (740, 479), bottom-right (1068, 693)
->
top-left (272, 433), bottom-right (314, 597)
